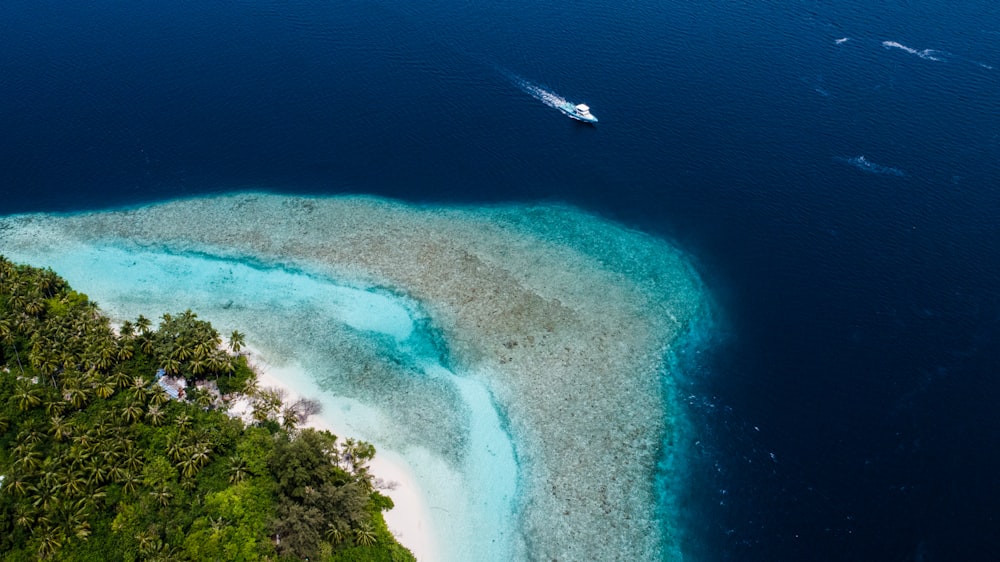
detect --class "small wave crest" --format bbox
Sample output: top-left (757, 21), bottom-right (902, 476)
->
top-left (840, 155), bottom-right (906, 177)
top-left (881, 40), bottom-right (947, 62)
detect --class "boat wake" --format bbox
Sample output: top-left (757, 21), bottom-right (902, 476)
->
top-left (881, 40), bottom-right (947, 62)
top-left (500, 70), bottom-right (570, 110)
top-left (840, 155), bottom-right (906, 177)
top-left (881, 40), bottom-right (995, 70)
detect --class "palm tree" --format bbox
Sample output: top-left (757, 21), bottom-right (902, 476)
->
top-left (162, 357), bottom-right (181, 375)
top-left (207, 515), bottom-right (226, 533)
top-left (121, 472), bottom-right (141, 495)
top-left (48, 415), bottom-right (73, 441)
top-left (128, 376), bottom-right (149, 403)
top-left (108, 462), bottom-right (127, 483)
top-left (195, 390), bottom-right (214, 410)
top-left (94, 379), bottom-right (115, 399)
top-left (66, 386), bottom-right (90, 409)
top-left (148, 541), bottom-right (181, 561)
top-left (213, 352), bottom-right (235, 376)
top-left (136, 530), bottom-right (157, 554)
top-left (69, 512), bottom-right (92, 540)
top-left (86, 462), bottom-right (110, 487)
top-left (43, 398), bottom-right (65, 416)
top-left (95, 345), bottom-right (116, 370)
top-left (4, 474), bottom-right (36, 498)
top-left (0, 314), bottom-right (25, 374)
top-left (165, 437), bottom-right (185, 463)
top-left (325, 524), bottom-right (346, 545)
top-left (339, 438), bottom-right (376, 476)
top-left (32, 483), bottom-right (58, 512)
top-left (36, 526), bottom-right (65, 559)
top-left (116, 341), bottom-right (134, 361)
top-left (0, 313), bottom-right (12, 337)
top-left (0, 255), bottom-right (12, 280)
top-left (7, 290), bottom-right (26, 312)
top-left (251, 389), bottom-right (281, 424)
top-left (123, 449), bottom-right (144, 472)
top-left (21, 429), bottom-right (43, 445)
top-left (40, 268), bottom-right (63, 296)
top-left (60, 469), bottom-right (88, 496)
top-left (146, 405), bottom-right (166, 426)
top-left (280, 407), bottom-right (299, 432)
top-left (241, 375), bottom-right (260, 397)
top-left (71, 431), bottom-right (94, 451)
top-left (190, 442), bottom-right (212, 468)
top-left (23, 294), bottom-right (44, 316)
top-left (149, 485), bottom-right (173, 507)
top-left (353, 523), bottom-right (377, 547)
top-left (179, 458), bottom-right (199, 479)
top-left (189, 356), bottom-right (208, 376)
top-left (171, 342), bottom-right (193, 361)
top-left (59, 350), bottom-right (79, 373)
top-left (193, 341), bottom-right (212, 361)
top-left (110, 370), bottom-right (131, 389)
top-left (229, 330), bottom-right (245, 354)
top-left (66, 447), bottom-right (92, 470)
top-left (136, 314), bottom-right (151, 334)
top-left (13, 508), bottom-right (33, 530)
top-left (139, 334), bottom-right (155, 355)
top-left (122, 403), bottom-right (143, 424)
top-left (179, 476), bottom-right (198, 492)
top-left (14, 448), bottom-right (42, 472)
top-left (14, 382), bottom-right (41, 411)
top-left (32, 350), bottom-right (60, 381)
top-left (175, 414), bottom-right (193, 432)
top-left (227, 456), bottom-right (249, 484)
top-left (148, 386), bottom-right (169, 407)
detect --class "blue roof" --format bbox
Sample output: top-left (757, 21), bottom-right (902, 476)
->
top-left (157, 377), bottom-right (181, 400)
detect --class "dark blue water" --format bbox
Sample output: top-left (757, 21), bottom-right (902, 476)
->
top-left (3, 1), bottom-right (999, 559)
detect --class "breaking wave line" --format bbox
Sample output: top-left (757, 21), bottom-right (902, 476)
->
top-left (840, 155), bottom-right (906, 177)
top-left (881, 40), bottom-right (947, 62)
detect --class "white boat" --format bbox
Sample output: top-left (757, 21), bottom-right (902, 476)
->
top-left (559, 102), bottom-right (598, 123)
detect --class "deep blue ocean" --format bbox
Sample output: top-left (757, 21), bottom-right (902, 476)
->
top-left (3, 1), bottom-right (999, 560)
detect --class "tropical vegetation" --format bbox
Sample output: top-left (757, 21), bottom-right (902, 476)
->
top-left (0, 255), bottom-right (415, 561)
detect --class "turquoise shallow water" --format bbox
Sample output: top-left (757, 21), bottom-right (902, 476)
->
top-left (1, 240), bottom-right (521, 561)
top-left (0, 193), bottom-right (710, 560)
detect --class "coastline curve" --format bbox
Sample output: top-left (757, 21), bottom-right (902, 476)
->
top-left (0, 193), bottom-right (711, 561)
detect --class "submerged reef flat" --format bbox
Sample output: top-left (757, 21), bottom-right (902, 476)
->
top-left (0, 193), bottom-right (709, 561)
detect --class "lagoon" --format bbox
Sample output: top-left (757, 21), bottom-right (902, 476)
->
top-left (0, 193), bottom-right (710, 560)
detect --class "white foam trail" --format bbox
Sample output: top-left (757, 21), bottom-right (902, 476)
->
top-left (881, 39), bottom-right (995, 70)
top-left (500, 69), bottom-right (574, 113)
top-left (881, 40), bottom-right (947, 62)
top-left (835, 37), bottom-right (849, 45)
top-left (842, 155), bottom-right (906, 177)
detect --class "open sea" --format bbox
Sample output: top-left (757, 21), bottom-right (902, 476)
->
top-left (3, 0), bottom-right (999, 560)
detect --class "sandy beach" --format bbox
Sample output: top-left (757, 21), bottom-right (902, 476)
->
top-left (232, 346), bottom-right (439, 562)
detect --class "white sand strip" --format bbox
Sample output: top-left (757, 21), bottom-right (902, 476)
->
top-left (244, 347), bottom-right (440, 562)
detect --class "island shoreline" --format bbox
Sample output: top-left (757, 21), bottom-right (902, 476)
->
top-left (235, 345), bottom-right (440, 562)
